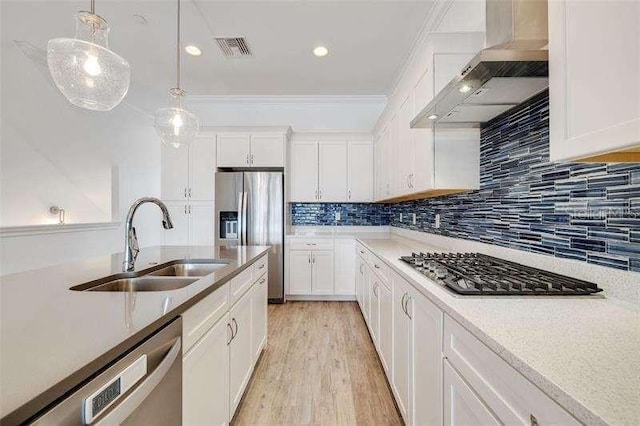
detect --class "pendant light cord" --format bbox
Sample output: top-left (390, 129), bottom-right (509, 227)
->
top-left (90, 0), bottom-right (95, 14)
top-left (176, 0), bottom-right (181, 90)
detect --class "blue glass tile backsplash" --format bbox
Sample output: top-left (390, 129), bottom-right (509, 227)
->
top-left (290, 203), bottom-right (389, 226)
top-left (290, 91), bottom-right (640, 272)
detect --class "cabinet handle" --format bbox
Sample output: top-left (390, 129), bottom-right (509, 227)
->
top-left (308, 254), bottom-right (311, 264)
top-left (306, 243), bottom-right (317, 246)
top-left (374, 264), bottom-right (381, 269)
top-left (232, 318), bottom-right (238, 337)
top-left (405, 295), bottom-right (412, 319)
top-left (318, 190), bottom-right (322, 200)
top-left (360, 250), bottom-right (365, 254)
top-left (246, 154), bottom-right (250, 164)
top-left (258, 264), bottom-right (265, 269)
top-left (184, 188), bottom-right (187, 198)
top-left (373, 283), bottom-right (378, 298)
top-left (188, 205), bottom-right (191, 214)
top-left (348, 189), bottom-right (351, 200)
top-left (188, 188), bottom-right (192, 198)
top-left (401, 293), bottom-right (407, 315)
top-left (184, 205), bottom-right (187, 214)
top-left (260, 278), bottom-right (266, 284)
top-left (251, 154), bottom-right (255, 164)
top-left (359, 264), bottom-right (363, 274)
top-left (312, 254), bottom-right (316, 264)
top-left (530, 415), bottom-right (538, 426)
top-left (227, 323), bottom-right (234, 345)
top-left (314, 190), bottom-right (318, 200)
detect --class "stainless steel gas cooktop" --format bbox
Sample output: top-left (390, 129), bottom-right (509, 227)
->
top-left (399, 252), bottom-right (604, 296)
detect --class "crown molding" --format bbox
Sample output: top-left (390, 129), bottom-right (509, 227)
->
top-left (186, 95), bottom-right (387, 105)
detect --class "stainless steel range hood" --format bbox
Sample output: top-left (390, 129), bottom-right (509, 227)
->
top-left (411, 0), bottom-right (549, 129)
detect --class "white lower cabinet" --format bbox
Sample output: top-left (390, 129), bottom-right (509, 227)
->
top-left (182, 256), bottom-right (268, 425)
top-left (229, 290), bottom-right (253, 416)
top-left (183, 315), bottom-right (230, 426)
top-left (391, 275), bottom-right (412, 421)
top-left (311, 251), bottom-right (335, 295)
top-left (251, 273), bottom-right (268, 363)
top-left (334, 238), bottom-right (356, 295)
top-left (377, 282), bottom-right (392, 375)
top-left (288, 249), bottom-right (335, 295)
top-left (444, 360), bottom-right (500, 426)
top-left (369, 273), bottom-right (381, 345)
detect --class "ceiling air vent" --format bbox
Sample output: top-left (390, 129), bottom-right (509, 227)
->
top-left (214, 37), bottom-right (253, 58)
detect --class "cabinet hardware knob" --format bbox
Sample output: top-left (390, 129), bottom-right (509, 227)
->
top-left (260, 278), bottom-right (266, 284)
top-left (374, 264), bottom-right (380, 269)
top-left (258, 264), bottom-right (265, 269)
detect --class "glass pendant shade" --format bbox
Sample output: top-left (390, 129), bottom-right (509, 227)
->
top-left (155, 92), bottom-right (199, 148)
top-left (47, 12), bottom-right (130, 111)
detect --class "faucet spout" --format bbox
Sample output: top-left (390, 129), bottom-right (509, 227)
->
top-left (123, 197), bottom-right (174, 272)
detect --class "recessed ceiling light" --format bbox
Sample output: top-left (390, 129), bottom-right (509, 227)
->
top-left (459, 84), bottom-right (472, 93)
top-left (185, 45), bottom-right (202, 56)
top-left (313, 46), bottom-right (329, 57)
top-left (428, 114), bottom-right (438, 120)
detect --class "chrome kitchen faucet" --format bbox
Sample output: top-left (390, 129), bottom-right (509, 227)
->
top-left (123, 197), bottom-right (174, 272)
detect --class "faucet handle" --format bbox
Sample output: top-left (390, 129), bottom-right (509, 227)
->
top-left (129, 226), bottom-right (140, 263)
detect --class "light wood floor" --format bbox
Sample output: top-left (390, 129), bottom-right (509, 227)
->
top-left (232, 301), bottom-right (403, 426)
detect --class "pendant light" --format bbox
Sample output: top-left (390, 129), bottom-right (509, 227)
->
top-left (47, 0), bottom-right (130, 111)
top-left (154, 0), bottom-right (199, 148)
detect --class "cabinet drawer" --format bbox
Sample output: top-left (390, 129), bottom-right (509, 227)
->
top-left (443, 316), bottom-right (579, 425)
top-left (230, 266), bottom-right (254, 304)
top-left (252, 254), bottom-right (268, 277)
top-left (289, 239), bottom-right (334, 251)
top-left (182, 283), bottom-right (229, 353)
top-left (370, 254), bottom-right (390, 284)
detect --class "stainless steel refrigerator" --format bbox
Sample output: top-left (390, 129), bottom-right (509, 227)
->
top-left (215, 172), bottom-right (284, 303)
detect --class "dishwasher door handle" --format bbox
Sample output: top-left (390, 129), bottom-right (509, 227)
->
top-left (93, 337), bottom-right (182, 425)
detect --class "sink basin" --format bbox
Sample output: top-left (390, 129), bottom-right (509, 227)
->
top-left (70, 259), bottom-right (231, 292)
top-left (147, 261), bottom-right (230, 277)
top-left (86, 277), bottom-right (199, 292)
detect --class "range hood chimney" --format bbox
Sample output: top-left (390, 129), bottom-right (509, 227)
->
top-left (411, 0), bottom-right (549, 129)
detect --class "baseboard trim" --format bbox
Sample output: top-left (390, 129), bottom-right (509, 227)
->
top-left (285, 294), bottom-right (356, 302)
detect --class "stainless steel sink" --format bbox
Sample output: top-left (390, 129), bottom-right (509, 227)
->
top-left (85, 277), bottom-right (199, 292)
top-left (70, 259), bottom-right (231, 292)
top-left (147, 261), bottom-right (230, 277)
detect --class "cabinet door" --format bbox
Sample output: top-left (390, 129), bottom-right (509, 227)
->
top-left (217, 133), bottom-right (251, 167)
top-left (398, 95), bottom-right (414, 194)
top-left (318, 142), bottom-right (348, 202)
top-left (189, 136), bottom-right (216, 201)
top-left (229, 291), bottom-right (254, 417)
top-left (251, 274), bottom-right (268, 362)
top-left (444, 360), bottom-right (500, 426)
top-left (355, 256), bottom-right (364, 308)
top-left (289, 251), bottom-right (312, 294)
top-left (189, 202), bottom-right (215, 246)
top-left (411, 291), bottom-right (443, 426)
top-left (369, 277), bottom-right (381, 346)
top-left (549, 0), bottom-right (640, 161)
top-left (384, 117), bottom-right (399, 198)
top-left (374, 135), bottom-right (385, 201)
top-left (183, 315), bottom-right (230, 426)
top-left (347, 141), bottom-right (373, 202)
top-left (378, 283), bottom-right (392, 375)
top-left (311, 251), bottom-right (334, 295)
top-left (250, 134), bottom-right (284, 167)
top-left (290, 142), bottom-right (318, 202)
top-left (392, 276), bottom-right (410, 420)
top-left (164, 202), bottom-right (190, 246)
top-left (162, 143), bottom-right (189, 201)
top-left (362, 265), bottom-right (371, 323)
top-left (334, 238), bottom-right (356, 295)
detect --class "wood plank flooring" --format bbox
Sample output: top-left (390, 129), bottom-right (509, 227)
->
top-left (232, 301), bottom-right (403, 426)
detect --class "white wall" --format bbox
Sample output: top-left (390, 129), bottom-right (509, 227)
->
top-left (0, 17), bottom-right (163, 274)
top-left (187, 96), bottom-right (387, 132)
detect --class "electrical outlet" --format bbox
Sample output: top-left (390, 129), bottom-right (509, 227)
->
top-left (399, 213), bottom-right (403, 222)
top-left (412, 213), bottom-right (416, 225)
top-left (335, 211), bottom-right (341, 221)
top-left (435, 213), bottom-right (441, 229)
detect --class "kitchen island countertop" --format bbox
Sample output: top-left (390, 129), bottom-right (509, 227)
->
top-left (0, 245), bottom-right (269, 424)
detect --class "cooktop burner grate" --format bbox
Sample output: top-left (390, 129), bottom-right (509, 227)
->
top-left (399, 252), bottom-right (603, 296)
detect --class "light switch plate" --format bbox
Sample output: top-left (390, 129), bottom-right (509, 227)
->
top-left (412, 213), bottom-right (416, 225)
top-left (435, 213), bottom-right (440, 229)
top-left (399, 213), bottom-right (403, 222)
top-left (335, 212), bottom-right (341, 221)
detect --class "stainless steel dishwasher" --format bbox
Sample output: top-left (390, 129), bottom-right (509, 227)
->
top-left (30, 318), bottom-right (182, 425)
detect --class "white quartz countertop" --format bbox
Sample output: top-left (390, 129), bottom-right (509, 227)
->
top-left (357, 236), bottom-right (640, 426)
top-left (0, 245), bottom-right (269, 423)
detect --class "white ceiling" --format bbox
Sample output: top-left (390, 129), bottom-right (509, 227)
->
top-left (2, 0), bottom-right (435, 103)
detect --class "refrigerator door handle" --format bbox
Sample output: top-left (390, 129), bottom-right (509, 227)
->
top-left (241, 191), bottom-right (248, 245)
top-left (237, 192), bottom-right (243, 245)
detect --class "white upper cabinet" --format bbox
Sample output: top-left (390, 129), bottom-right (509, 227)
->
top-left (398, 95), bottom-right (414, 195)
top-left (289, 137), bottom-right (373, 203)
top-left (290, 142), bottom-right (319, 202)
top-left (217, 131), bottom-right (287, 167)
top-left (347, 142), bottom-right (373, 202)
top-left (217, 133), bottom-right (251, 167)
top-left (162, 135), bottom-right (215, 201)
top-left (250, 134), bottom-right (285, 167)
top-left (318, 142), bottom-right (348, 202)
top-left (549, 0), bottom-right (640, 161)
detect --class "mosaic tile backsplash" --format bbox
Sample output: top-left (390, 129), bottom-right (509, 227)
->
top-left (290, 91), bottom-right (640, 272)
top-left (290, 203), bottom-right (389, 226)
